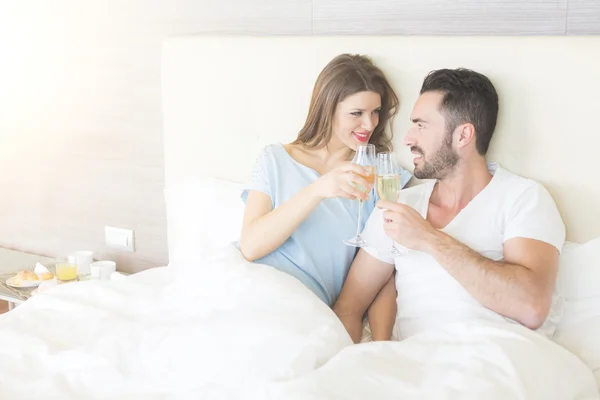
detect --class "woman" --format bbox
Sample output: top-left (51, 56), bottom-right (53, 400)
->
top-left (240, 54), bottom-right (399, 340)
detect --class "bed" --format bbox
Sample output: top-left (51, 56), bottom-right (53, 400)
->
top-left (0, 35), bottom-right (599, 399)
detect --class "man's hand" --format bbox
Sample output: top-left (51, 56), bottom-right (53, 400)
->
top-left (378, 200), bottom-right (440, 252)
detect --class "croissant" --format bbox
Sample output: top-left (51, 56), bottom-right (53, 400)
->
top-left (12, 270), bottom-right (38, 285)
top-left (18, 270), bottom-right (39, 281)
top-left (37, 272), bottom-right (54, 281)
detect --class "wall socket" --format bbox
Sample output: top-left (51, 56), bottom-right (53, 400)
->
top-left (104, 226), bottom-right (135, 252)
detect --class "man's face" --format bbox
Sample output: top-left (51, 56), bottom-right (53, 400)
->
top-left (404, 91), bottom-right (459, 180)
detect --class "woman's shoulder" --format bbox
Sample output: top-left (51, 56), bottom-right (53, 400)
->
top-left (255, 142), bottom-right (322, 178)
top-left (251, 143), bottom-right (281, 166)
top-left (251, 143), bottom-right (294, 176)
top-left (280, 143), bottom-right (322, 170)
top-left (256, 143), bottom-right (291, 159)
top-left (280, 143), bottom-right (305, 158)
top-left (258, 142), bottom-right (309, 165)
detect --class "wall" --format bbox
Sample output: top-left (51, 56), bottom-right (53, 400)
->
top-left (0, 1), bottom-right (598, 272)
top-left (162, 35), bottom-right (600, 245)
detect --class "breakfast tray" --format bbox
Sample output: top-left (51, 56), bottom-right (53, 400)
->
top-left (0, 272), bottom-right (34, 301)
top-left (0, 264), bottom-right (58, 302)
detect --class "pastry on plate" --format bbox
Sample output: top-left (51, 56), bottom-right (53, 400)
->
top-left (34, 263), bottom-right (54, 281)
top-left (12, 270), bottom-right (39, 285)
top-left (37, 271), bottom-right (54, 280)
top-left (17, 270), bottom-right (38, 280)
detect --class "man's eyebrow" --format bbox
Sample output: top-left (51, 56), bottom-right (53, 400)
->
top-left (411, 117), bottom-right (427, 124)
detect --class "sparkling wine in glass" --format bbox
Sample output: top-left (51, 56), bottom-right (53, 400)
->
top-left (376, 152), bottom-right (404, 256)
top-left (344, 143), bottom-right (376, 247)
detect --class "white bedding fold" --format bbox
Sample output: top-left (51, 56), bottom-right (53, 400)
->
top-left (267, 320), bottom-right (598, 399)
top-left (0, 245), bottom-right (597, 400)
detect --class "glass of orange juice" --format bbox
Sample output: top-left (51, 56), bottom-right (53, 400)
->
top-left (56, 256), bottom-right (78, 282)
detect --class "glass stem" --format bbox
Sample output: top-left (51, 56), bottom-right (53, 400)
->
top-left (356, 199), bottom-right (363, 237)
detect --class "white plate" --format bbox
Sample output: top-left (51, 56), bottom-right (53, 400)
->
top-left (6, 276), bottom-right (43, 288)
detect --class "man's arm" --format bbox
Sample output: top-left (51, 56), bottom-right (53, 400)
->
top-left (427, 233), bottom-right (558, 329)
top-left (378, 200), bottom-right (559, 330)
top-left (333, 249), bottom-right (395, 343)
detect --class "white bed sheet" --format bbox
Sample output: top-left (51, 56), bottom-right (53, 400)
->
top-left (0, 245), bottom-right (597, 399)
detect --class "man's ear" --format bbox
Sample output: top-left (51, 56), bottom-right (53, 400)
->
top-left (456, 123), bottom-right (476, 149)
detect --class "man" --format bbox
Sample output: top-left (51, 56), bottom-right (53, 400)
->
top-left (333, 68), bottom-right (565, 343)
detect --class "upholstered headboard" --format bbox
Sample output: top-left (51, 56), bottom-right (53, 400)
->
top-left (161, 35), bottom-right (600, 244)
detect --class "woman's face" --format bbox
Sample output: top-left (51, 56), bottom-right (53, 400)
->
top-left (331, 90), bottom-right (381, 151)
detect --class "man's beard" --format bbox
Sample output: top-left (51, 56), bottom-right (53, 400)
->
top-left (412, 133), bottom-right (459, 180)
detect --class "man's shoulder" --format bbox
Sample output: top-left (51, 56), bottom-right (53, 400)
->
top-left (492, 165), bottom-right (560, 219)
top-left (492, 165), bottom-right (565, 252)
top-left (493, 164), bottom-right (549, 198)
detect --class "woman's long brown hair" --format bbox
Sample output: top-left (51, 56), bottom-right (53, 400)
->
top-left (293, 54), bottom-right (399, 154)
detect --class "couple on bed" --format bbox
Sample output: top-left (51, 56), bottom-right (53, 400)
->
top-left (239, 54), bottom-right (565, 343)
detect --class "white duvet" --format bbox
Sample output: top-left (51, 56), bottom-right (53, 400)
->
top-left (0, 245), bottom-right (598, 400)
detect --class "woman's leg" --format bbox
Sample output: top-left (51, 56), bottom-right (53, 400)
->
top-left (366, 274), bottom-right (397, 341)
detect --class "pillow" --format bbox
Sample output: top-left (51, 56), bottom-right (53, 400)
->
top-left (553, 236), bottom-right (600, 388)
top-left (164, 177), bottom-right (245, 266)
top-left (554, 315), bottom-right (600, 390)
top-left (556, 237), bottom-right (600, 301)
top-left (554, 236), bottom-right (600, 329)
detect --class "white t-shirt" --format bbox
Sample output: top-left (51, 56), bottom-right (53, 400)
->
top-left (362, 163), bottom-right (566, 339)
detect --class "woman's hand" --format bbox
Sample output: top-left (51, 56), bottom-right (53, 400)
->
top-left (313, 162), bottom-right (373, 201)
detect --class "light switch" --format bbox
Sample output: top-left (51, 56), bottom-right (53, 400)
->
top-left (105, 226), bottom-right (135, 252)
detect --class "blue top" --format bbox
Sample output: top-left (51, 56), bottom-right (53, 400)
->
top-left (240, 143), bottom-right (411, 307)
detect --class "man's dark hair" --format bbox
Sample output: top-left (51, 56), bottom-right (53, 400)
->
top-left (420, 68), bottom-right (499, 155)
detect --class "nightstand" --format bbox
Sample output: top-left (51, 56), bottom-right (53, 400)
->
top-left (0, 248), bottom-right (55, 310)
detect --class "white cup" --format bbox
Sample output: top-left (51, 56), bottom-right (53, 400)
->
top-left (69, 250), bottom-right (94, 276)
top-left (90, 261), bottom-right (116, 281)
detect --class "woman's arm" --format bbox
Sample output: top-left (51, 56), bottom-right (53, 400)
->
top-left (240, 161), bottom-right (371, 262)
top-left (239, 185), bottom-right (324, 261)
top-left (367, 274), bottom-right (397, 341)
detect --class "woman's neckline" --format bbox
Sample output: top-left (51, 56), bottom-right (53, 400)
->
top-left (278, 142), bottom-right (354, 177)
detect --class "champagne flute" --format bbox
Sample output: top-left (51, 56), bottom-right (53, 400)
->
top-left (344, 144), bottom-right (376, 247)
top-left (376, 152), bottom-right (404, 256)
top-left (344, 143), bottom-right (376, 247)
